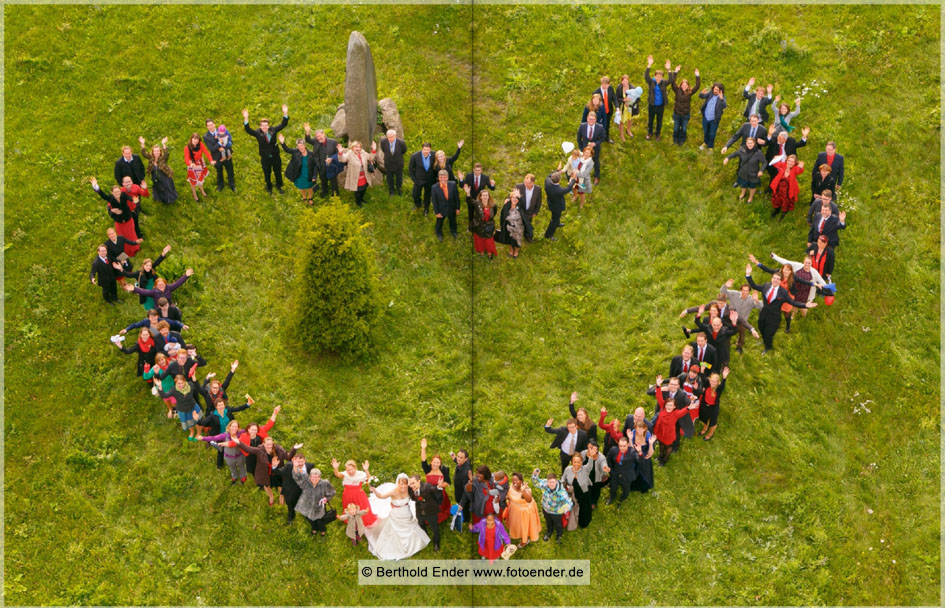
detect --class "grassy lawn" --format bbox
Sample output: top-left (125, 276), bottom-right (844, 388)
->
top-left (3, 4), bottom-right (939, 606)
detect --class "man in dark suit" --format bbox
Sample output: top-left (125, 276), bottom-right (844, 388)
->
top-left (543, 171), bottom-right (575, 241)
top-left (690, 334), bottom-right (718, 376)
top-left (741, 78), bottom-right (773, 124)
top-left (516, 174), bottom-right (543, 242)
top-left (302, 124), bottom-right (338, 199)
top-left (605, 437), bottom-right (635, 506)
top-left (408, 475), bottom-right (443, 551)
top-left (765, 126), bottom-right (810, 182)
top-left (431, 170), bottom-right (460, 241)
top-left (593, 76), bottom-right (618, 143)
top-left (669, 344), bottom-right (698, 378)
top-left (461, 163), bottom-right (495, 226)
top-left (807, 203), bottom-right (847, 249)
top-left (242, 105), bottom-right (289, 194)
top-left (544, 417), bottom-right (588, 473)
top-left (745, 262), bottom-right (817, 354)
top-left (203, 119), bottom-right (235, 193)
top-left (720, 114), bottom-right (768, 153)
top-left (378, 129), bottom-right (407, 196)
top-left (577, 112), bottom-right (605, 182)
top-left (408, 143), bottom-right (436, 214)
top-left (272, 451), bottom-right (315, 524)
top-left (114, 145), bottom-right (146, 187)
top-left (90, 244), bottom-right (120, 304)
top-left (814, 141), bottom-right (845, 193)
top-left (622, 406), bottom-right (654, 436)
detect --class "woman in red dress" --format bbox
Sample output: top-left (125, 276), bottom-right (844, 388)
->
top-left (419, 438), bottom-right (452, 524)
top-left (90, 178), bottom-right (141, 258)
top-left (184, 133), bottom-right (215, 202)
top-left (770, 154), bottom-right (805, 221)
top-left (331, 458), bottom-right (378, 527)
top-left (470, 513), bottom-right (510, 562)
top-left (468, 187), bottom-right (498, 259)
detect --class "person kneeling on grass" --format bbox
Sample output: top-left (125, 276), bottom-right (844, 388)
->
top-left (530, 469), bottom-right (572, 543)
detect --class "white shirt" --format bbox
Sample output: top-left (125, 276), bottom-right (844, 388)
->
top-left (562, 431), bottom-right (578, 455)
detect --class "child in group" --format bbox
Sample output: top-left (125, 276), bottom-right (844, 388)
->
top-left (216, 125), bottom-right (233, 161)
top-left (470, 512), bottom-right (511, 562)
top-left (338, 503), bottom-right (369, 546)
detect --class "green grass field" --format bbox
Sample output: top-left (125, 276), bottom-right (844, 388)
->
top-left (3, 4), bottom-right (940, 606)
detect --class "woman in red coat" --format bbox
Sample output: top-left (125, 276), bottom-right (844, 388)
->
top-left (184, 133), bottom-right (215, 202)
top-left (654, 374), bottom-right (699, 466)
top-left (770, 154), bottom-right (805, 221)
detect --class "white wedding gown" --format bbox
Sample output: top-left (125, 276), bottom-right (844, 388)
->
top-left (364, 483), bottom-right (430, 560)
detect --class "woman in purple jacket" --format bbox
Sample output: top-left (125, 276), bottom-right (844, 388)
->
top-left (124, 268), bottom-right (193, 306)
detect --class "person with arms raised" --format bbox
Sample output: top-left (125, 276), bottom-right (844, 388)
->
top-left (745, 260), bottom-right (817, 354)
top-left (303, 123), bottom-right (338, 199)
top-left (242, 105), bottom-right (289, 194)
top-left (644, 55), bottom-right (672, 141)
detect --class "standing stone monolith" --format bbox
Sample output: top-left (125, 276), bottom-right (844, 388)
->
top-left (343, 31), bottom-right (378, 146)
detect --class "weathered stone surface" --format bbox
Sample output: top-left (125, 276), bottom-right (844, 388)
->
top-left (377, 98), bottom-right (404, 140)
top-left (330, 104), bottom-right (347, 139)
top-left (343, 31), bottom-right (378, 146)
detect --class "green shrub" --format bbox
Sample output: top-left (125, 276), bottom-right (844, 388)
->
top-left (291, 199), bottom-right (382, 359)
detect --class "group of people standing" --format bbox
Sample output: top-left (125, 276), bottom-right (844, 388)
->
top-left (88, 53), bottom-right (851, 562)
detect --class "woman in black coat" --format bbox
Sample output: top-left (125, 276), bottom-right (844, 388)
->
top-left (279, 134), bottom-right (318, 206)
top-left (807, 163), bottom-right (838, 224)
top-left (723, 137), bottom-right (766, 203)
top-left (115, 327), bottom-right (157, 377)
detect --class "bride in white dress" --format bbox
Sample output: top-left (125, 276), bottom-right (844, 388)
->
top-left (364, 473), bottom-right (430, 560)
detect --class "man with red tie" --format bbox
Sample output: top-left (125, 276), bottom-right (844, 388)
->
top-left (669, 344), bottom-right (697, 378)
top-left (808, 201), bottom-right (847, 249)
top-left (577, 112), bottom-right (605, 183)
top-left (594, 76), bottom-right (618, 144)
top-left (745, 261), bottom-right (817, 354)
top-left (689, 333), bottom-right (718, 377)
top-left (461, 163), bottom-right (496, 228)
top-left (431, 170), bottom-right (461, 241)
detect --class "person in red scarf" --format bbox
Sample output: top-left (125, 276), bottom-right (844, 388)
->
top-left (653, 374), bottom-right (699, 466)
top-left (807, 235), bottom-right (836, 281)
top-left (770, 154), bottom-right (805, 221)
top-left (698, 367), bottom-right (729, 441)
top-left (115, 327), bottom-right (156, 377)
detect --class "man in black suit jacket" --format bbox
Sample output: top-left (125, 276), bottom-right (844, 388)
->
top-left (516, 174), bottom-right (543, 242)
top-left (745, 262), bottom-right (816, 353)
top-left (815, 142), bottom-right (845, 191)
top-left (544, 417), bottom-right (588, 473)
top-left (302, 125), bottom-right (338, 199)
top-left (741, 79), bottom-right (773, 123)
top-left (690, 334), bottom-right (718, 376)
top-left (669, 344), bottom-right (698, 378)
top-left (807, 203), bottom-right (847, 249)
top-left (577, 113), bottom-right (605, 181)
top-left (408, 475), bottom-right (443, 550)
top-left (765, 126), bottom-right (809, 182)
top-left (408, 143), bottom-right (437, 214)
top-left (90, 244), bottom-right (120, 304)
top-left (114, 146), bottom-right (146, 186)
top-left (605, 438), bottom-right (636, 506)
top-left (593, 76), bottom-right (618, 143)
top-left (378, 129), bottom-right (408, 196)
top-left (721, 114), bottom-right (768, 152)
top-left (272, 452), bottom-right (315, 524)
top-left (543, 171), bottom-right (575, 241)
top-left (242, 105), bottom-right (289, 194)
top-left (431, 170), bottom-right (460, 241)
top-left (203, 119), bottom-right (235, 193)
top-left (461, 163), bottom-right (496, 226)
